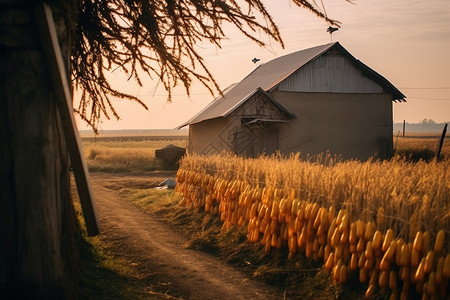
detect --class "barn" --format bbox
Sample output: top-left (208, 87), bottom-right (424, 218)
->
top-left (178, 42), bottom-right (406, 160)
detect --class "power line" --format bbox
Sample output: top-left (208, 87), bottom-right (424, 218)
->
top-left (401, 87), bottom-right (450, 89)
top-left (406, 96), bottom-right (450, 101)
top-left (135, 93), bottom-right (211, 97)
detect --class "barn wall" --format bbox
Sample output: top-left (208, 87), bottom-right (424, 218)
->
top-left (188, 118), bottom-right (235, 155)
top-left (189, 117), bottom-right (280, 156)
top-left (271, 91), bottom-right (394, 160)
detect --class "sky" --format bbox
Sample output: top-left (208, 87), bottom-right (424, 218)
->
top-left (74, 0), bottom-right (450, 131)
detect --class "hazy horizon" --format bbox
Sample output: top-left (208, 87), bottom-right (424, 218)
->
top-left (78, 120), bottom-right (448, 135)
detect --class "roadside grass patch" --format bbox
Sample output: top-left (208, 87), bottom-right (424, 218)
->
top-left (74, 203), bottom-right (161, 299)
top-left (121, 188), bottom-right (182, 210)
top-left (72, 183), bottom-right (163, 299)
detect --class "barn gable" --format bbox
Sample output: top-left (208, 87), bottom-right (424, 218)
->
top-left (277, 50), bottom-right (384, 94)
top-left (231, 88), bottom-right (295, 155)
top-left (190, 88), bottom-right (295, 156)
top-left (229, 87), bottom-right (295, 122)
top-left (276, 45), bottom-right (404, 98)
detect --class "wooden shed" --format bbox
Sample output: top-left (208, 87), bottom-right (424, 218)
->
top-left (178, 42), bottom-right (406, 160)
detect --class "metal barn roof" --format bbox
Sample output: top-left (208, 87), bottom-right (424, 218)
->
top-left (178, 42), bottom-right (405, 129)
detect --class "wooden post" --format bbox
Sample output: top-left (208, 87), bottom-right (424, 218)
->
top-left (402, 120), bottom-right (405, 137)
top-left (35, 3), bottom-right (100, 236)
top-left (435, 124), bottom-right (447, 160)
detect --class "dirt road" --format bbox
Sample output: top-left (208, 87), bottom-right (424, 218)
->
top-left (90, 173), bottom-right (282, 299)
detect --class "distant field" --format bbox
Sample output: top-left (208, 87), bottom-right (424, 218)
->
top-left (81, 135), bottom-right (187, 143)
top-left (394, 132), bottom-right (448, 139)
top-left (79, 129), bottom-right (188, 139)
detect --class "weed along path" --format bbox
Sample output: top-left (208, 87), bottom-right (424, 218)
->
top-left (89, 173), bottom-right (282, 299)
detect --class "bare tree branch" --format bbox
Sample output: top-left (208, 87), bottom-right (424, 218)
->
top-left (72, 0), bottom-right (341, 131)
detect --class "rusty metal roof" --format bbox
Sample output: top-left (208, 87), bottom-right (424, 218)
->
top-left (177, 42), bottom-right (405, 129)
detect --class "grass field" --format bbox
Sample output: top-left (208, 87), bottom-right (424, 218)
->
top-left (394, 134), bottom-right (449, 161)
top-left (82, 137), bottom-right (187, 172)
top-left (79, 132), bottom-right (449, 299)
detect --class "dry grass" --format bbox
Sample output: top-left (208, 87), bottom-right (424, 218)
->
top-left (82, 140), bottom-right (187, 172)
top-left (179, 153), bottom-right (449, 247)
top-left (394, 134), bottom-right (450, 161)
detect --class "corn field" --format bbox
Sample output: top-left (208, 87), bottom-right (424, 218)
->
top-left (175, 153), bottom-right (450, 299)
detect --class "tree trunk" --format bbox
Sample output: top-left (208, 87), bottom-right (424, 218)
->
top-left (0, 2), bottom-right (78, 298)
